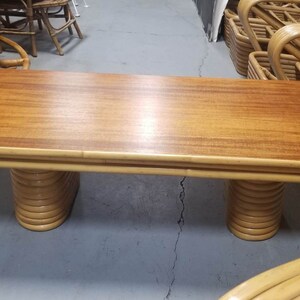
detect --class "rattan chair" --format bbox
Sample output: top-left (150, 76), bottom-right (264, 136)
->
top-left (224, 8), bottom-right (236, 47)
top-left (224, 0), bottom-right (248, 47)
top-left (0, 34), bottom-right (30, 68)
top-left (248, 23), bottom-right (300, 80)
top-left (0, 0), bottom-right (83, 56)
top-left (227, 16), bottom-right (272, 75)
top-left (231, 0), bottom-right (300, 76)
top-left (238, 0), bottom-right (300, 56)
top-left (0, 0), bottom-right (38, 56)
top-left (220, 258), bottom-right (300, 300)
top-left (33, 0), bottom-right (83, 55)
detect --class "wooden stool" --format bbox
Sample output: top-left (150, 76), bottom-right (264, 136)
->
top-left (11, 169), bottom-right (79, 231)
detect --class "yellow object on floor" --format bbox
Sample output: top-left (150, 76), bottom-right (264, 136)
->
top-left (220, 258), bottom-right (300, 299)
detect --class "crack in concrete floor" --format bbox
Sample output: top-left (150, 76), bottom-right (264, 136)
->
top-left (165, 176), bottom-right (186, 299)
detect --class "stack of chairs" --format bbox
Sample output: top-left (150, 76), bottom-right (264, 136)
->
top-left (224, 0), bottom-right (273, 75)
top-left (224, 0), bottom-right (300, 79)
top-left (248, 23), bottom-right (300, 80)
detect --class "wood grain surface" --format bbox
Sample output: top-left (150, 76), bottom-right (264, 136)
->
top-left (0, 69), bottom-right (300, 181)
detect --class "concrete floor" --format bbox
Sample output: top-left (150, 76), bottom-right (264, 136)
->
top-left (1, 0), bottom-right (300, 299)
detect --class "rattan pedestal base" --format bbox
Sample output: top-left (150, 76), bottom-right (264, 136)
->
top-left (11, 169), bottom-right (80, 231)
top-left (227, 180), bottom-right (284, 241)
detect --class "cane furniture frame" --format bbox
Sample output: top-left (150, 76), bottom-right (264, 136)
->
top-left (0, 0), bottom-right (83, 56)
top-left (220, 258), bottom-right (300, 300)
top-left (248, 23), bottom-right (300, 80)
top-left (0, 70), bottom-right (300, 239)
top-left (0, 34), bottom-right (30, 68)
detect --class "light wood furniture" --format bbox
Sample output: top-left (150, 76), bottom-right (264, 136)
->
top-left (11, 169), bottom-right (79, 231)
top-left (0, 0), bottom-right (37, 56)
top-left (0, 70), bottom-right (300, 238)
top-left (227, 16), bottom-right (271, 76)
top-left (0, 34), bottom-right (30, 68)
top-left (0, 0), bottom-right (83, 56)
top-left (33, 0), bottom-right (83, 55)
top-left (248, 24), bottom-right (300, 80)
top-left (268, 23), bottom-right (300, 80)
top-left (226, 0), bottom-right (300, 76)
top-left (220, 258), bottom-right (300, 299)
top-left (238, 0), bottom-right (300, 58)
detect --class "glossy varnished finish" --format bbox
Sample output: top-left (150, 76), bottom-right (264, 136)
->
top-left (0, 70), bottom-right (300, 181)
top-left (1, 70), bottom-right (300, 236)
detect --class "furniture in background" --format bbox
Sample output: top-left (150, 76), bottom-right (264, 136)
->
top-left (224, 0), bottom-right (300, 76)
top-left (220, 258), bottom-right (300, 299)
top-left (238, 0), bottom-right (300, 55)
top-left (0, 34), bottom-right (30, 68)
top-left (71, 0), bottom-right (88, 17)
top-left (248, 23), bottom-right (300, 80)
top-left (224, 1), bottom-right (300, 239)
top-left (33, 0), bottom-right (83, 55)
top-left (0, 0), bottom-right (37, 56)
top-left (226, 15), bottom-right (271, 75)
top-left (0, 0), bottom-right (83, 56)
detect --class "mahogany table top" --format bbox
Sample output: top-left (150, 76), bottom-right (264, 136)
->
top-left (0, 69), bottom-right (299, 181)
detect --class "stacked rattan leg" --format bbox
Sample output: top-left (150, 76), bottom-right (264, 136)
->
top-left (227, 180), bottom-right (284, 241)
top-left (11, 169), bottom-right (79, 231)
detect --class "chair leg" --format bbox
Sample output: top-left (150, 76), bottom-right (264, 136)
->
top-left (83, 0), bottom-right (89, 7)
top-left (71, 0), bottom-right (80, 17)
top-left (67, 4), bottom-right (83, 39)
top-left (38, 18), bottom-right (43, 30)
top-left (11, 169), bottom-right (79, 231)
top-left (27, 11), bottom-right (37, 57)
top-left (73, 21), bottom-right (83, 39)
top-left (29, 31), bottom-right (37, 57)
top-left (64, 6), bottom-right (73, 35)
top-left (226, 180), bottom-right (284, 241)
top-left (39, 8), bottom-right (64, 55)
top-left (5, 12), bottom-right (10, 24)
top-left (37, 5), bottom-right (82, 55)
